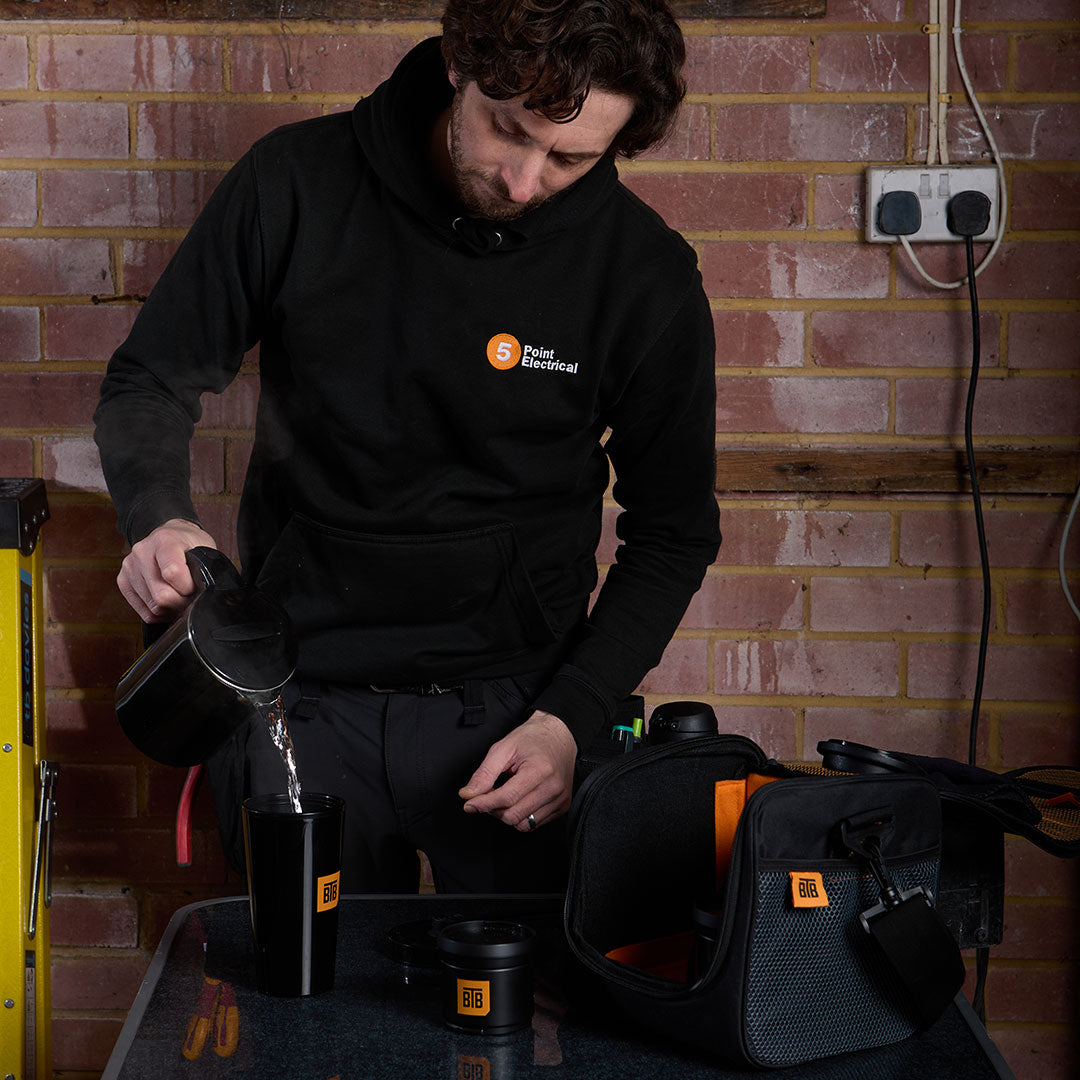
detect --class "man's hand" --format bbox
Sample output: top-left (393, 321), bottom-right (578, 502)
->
top-left (459, 710), bottom-right (577, 831)
top-left (117, 518), bottom-right (218, 623)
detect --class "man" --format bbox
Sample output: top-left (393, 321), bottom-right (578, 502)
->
top-left (94, 0), bottom-right (720, 894)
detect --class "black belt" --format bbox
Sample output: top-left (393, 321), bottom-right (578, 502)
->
top-left (369, 683), bottom-right (464, 696)
top-left (369, 681), bottom-right (485, 726)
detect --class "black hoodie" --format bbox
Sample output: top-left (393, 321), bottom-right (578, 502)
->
top-left (94, 38), bottom-right (720, 747)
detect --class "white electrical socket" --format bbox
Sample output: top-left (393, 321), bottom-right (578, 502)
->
top-left (864, 165), bottom-right (999, 243)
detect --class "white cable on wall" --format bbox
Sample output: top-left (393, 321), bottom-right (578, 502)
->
top-left (938, 0), bottom-right (950, 165)
top-left (928, 0), bottom-right (940, 165)
top-left (1061, 485), bottom-right (1080, 624)
top-left (902, 0), bottom-right (1008, 291)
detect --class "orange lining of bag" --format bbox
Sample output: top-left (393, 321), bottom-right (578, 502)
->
top-left (605, 930), bottom-right (695, 981)
top-left (715, 773), bottom-right (779, 892)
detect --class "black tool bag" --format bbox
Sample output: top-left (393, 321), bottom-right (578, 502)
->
top-left (563, 735), bottom-right (965, 1069)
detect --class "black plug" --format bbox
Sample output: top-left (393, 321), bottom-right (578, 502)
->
top-left (947, 190), bottom-right (992, 237)
top-left (877, 190), bottom-right (922, 236)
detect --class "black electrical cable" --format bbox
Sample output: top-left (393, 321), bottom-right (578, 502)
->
top-left (962, 234), bottom-right (991, 769)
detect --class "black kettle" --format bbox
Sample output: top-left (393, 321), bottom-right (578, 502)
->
top-left (115, 547), bottom-right (297, 767)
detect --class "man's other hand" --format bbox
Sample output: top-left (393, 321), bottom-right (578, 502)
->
top-left (458, 710), bottom-right (577, 831)
top-left (117, 518), bottom-right (218, 623)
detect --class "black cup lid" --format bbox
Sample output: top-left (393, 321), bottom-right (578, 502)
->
top-left (436, 920), bottom-right (535, 961)
top-left (189, 586), bottom-right (297, 694)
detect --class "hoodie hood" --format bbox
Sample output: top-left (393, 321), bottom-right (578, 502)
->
top-left (351, 36), bottom-right (621, 255)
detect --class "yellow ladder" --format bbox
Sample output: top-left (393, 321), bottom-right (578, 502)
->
top-left (0, 479), bottom-right (53, 1079)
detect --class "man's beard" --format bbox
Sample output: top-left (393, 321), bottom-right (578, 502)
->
top-left (447, 92), bottom-right (547, 221)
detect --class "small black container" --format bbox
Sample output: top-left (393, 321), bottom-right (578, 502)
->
top-left (437, 920), bottom-right (535, 1035)
top-left (686, 901), bottom-right (724, 983)
top-left (647, 700), bottom-right (718, 744)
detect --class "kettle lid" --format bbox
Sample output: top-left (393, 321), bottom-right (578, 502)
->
top-left (188, 583), bottom-right (297, 694)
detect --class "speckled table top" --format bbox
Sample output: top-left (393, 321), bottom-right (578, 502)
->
top-left (102, 895), bottom-right (1014, 1080)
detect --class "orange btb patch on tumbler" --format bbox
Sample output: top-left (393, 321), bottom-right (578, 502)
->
top-left (316, 870), bottom-right (340, 912)
top-left (789, 871), bottom-right (829, 908)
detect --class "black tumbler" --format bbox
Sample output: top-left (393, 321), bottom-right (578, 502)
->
top-left (242, 792), bottom-right (344, 996)
top-left (438, 920), bottom-right (535, 1035)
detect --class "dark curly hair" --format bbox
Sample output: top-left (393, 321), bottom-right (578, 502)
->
top-left (440, 0), bottom-right (686, 159)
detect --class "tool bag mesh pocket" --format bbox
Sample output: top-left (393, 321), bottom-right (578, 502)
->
top-left (745, 860), bottom-right (937, 1065)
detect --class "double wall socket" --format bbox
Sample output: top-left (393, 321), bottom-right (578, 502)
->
top-left (865, 165), bottom-right (999, 243)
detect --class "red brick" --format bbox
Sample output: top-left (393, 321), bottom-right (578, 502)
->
top-left (821, 0), bottom-right (904, 19)
top-left (683, 35), bottom-right (810, 94)
top-left (192, 500), bottom-right (240, 562)
top-left (0, 34), bottom-right (28, 88)
top-left (710, 704), bottom-right (798, 758)
top-left (56, 762), bottom-right (138, 819)
top-left (713, 310), bottom-right (804, 368)
top-left (817, 33), bottom-right (1006, 94)
top-left (0, 372), bottom-right (106, 427)
top-left (813, 173), bottom-right (862, 232)
top-left (52, 825), bottom-right (222, 882)
top-left (637, 636), bottom-right (708, 694)
top-left (623, 172), bottom-right (805, 231)
top-left (1006, 580), bottom-right (1080, 636)
top-left (51, 1016), bottom-right (125, 1072)
top-left (227, 436), bottom-right (253, 493)
top-left (0, 238), bottom-right (112, 295)
top-left (898, 243), bottom-right (1080, 301)
top-left (716, 375), bottom-right (890, 433)
top-left (45, 303), bottom-right (140, 362)
top-left (1011, 172), bottom-right (1080, 231)
top-left (713, 103), bottom-right (905, 163)
top-left (0, 100), bottom-right (128, 158)
top-left (638, 103), bottom-right (710, 162)
top-left (138, 884), bottom-right (244, 949)
top-left (1008, 313), bottom-right (1080, 370)
top-left (52, 948), bottom-right (151, 1009)
top-left (41, 502), bottom-right (126, 558)
top-left (811, 575), bottom-right (994, 633)
top-left (895, 376), bottom-right (1080, 437)
top-left (811, 309), bottom-right (1000, 368)
top-left (46, 566), bottom-right (132, 624)
top-left (198, 373), bottom-right (259, 428)
top-left (47, 698), bottom-right (140, 759)
top-left (43, 436), bottom-right (108, 493)
top-left (914, 104), bottom-right (1080, 165)
top-left (999, 711), bottom-right (1080, 767)
top-left (1006, 836), bottom-right (1080, 899)
top-left (0, 169), bottom-right (36, 225)
top-left (0, 305), bottom-right (39, 360)
top-left (231, 32), bottom-right (418, 93)
top-left (37, 34), bottom-right (222, 92)
top-left (987, 965), bottom-right (1076, 1023)
top-left (122, 239), bottom-right (181, 297)
top-left (701, 241), bottom-right (889, 299)
top-left (44, 630), bottom-right (137, 688)
top-left (906, 642), bottom-right (1080, 703)
top-left (996, 902), bottom-right (1079, 961)
top-left (42, 169), bottom-right (225, 229)
top-left (713, 508), bottom-right (892, 568)
top-left (714, 639), bottom-right (900, 696)
top-left (189, 436), bottom-right (226, 494)
top-left (683, 572), bottom-right (804, 630)
top-left (1017, 34), bottom-right (1080, 93)
top-left (49, 888), bottom-right (140, 948)
top-left (989, 1024), bottom-right (1077, 1080)
top-left (0, 437), bottom-right (33, 475)
top-left (963, 0), bottom-right (1079, 16)
top-left (803, 706), bottom-right (976, 761)
top-left (900, 508), bottom-right (1080, 572)
top-left (136, 101), bottom-right (322, 162)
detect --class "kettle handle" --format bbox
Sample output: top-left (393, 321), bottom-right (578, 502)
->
top-left (185, 546), bottom-right (244, 593)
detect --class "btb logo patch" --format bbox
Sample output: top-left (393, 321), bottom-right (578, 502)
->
top-left (789, 871), bottom-right (829, 908)
top-left (317, 871), bottom-right (340, 912)
top-left (486, 332), bottom-right (521, 370)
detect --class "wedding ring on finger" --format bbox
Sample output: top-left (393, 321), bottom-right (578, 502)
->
top-left (526, 813), bottom-right (537, 831)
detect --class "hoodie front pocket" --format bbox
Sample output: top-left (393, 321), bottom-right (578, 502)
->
top-left (254, 513), bottom-right (557, 681)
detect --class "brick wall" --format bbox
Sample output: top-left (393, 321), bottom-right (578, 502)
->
top-left (0, 1), bottom-right (1076, 1076)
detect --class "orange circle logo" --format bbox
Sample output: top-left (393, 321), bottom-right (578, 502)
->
top-left (486, 333), bottom-right (521, 370)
